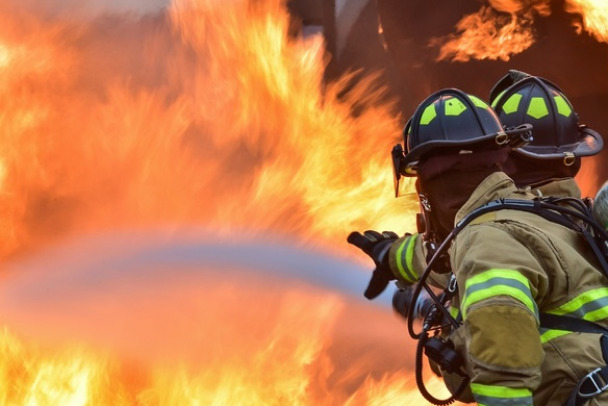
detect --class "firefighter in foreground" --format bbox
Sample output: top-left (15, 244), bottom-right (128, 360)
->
top-left (349, 88), bottom-right (608, 405)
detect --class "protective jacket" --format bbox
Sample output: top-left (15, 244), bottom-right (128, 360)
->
top-left (447, 171), bottom-right (608, 406)
top-left (386, 177), bottom-right (582, 288)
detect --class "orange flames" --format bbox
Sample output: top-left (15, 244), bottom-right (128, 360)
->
top-left (0, 0), bottom-right (415, 259)
top-left (431, 3), bottom-right (548, 62)
top-left (566, 0), bottom-right (608, 43)
top-left (433, 0), bottom-right (608, 61)
top-left (0, 246), bottom-right (457, 404)
top-left (0, 0), bottom-right (441, 404)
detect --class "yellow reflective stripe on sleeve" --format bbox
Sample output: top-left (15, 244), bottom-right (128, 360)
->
top-left (546, 287), bottom-right (608, 323)
top-left (462, 269), bottom-right (537, 320)
top-left (395, 234), bottom-right (419, 283)
top-left (540, 328), bottom-right (571, 344)
top-left (470, 383), bottom-right (533, 406)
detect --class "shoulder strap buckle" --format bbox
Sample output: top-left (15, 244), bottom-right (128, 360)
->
top-left (448, 273), bottom-right (458, 294)
top-left (579, 367), bottom-right (608, 398)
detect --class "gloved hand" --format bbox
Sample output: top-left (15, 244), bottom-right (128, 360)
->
top-left (347, 230), bottom-right (398, 299)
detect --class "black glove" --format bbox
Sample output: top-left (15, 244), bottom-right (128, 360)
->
top-left (347, 230), bottom-right (398, 299)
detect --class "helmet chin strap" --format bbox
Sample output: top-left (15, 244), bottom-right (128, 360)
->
top-left (416, 179), bottom-right (453, 273)
top-left (391, 143), bottom-right (405, 197)
top-left (417, 160), bottom-right (501, 243)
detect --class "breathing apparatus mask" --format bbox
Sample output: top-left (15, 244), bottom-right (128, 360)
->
top-left (415, 146), bottom-right (510, 241)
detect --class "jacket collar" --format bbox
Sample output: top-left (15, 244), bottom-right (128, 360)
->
top-left (454, 172), bottom-right (519, 224)
top-left (453, 174), bottom-right (581, 226)
top-left (529, 178), bottom-right (581, 199)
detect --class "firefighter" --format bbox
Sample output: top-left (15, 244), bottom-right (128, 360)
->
top-left (489, 70), bottom-right (603, 197)
top-left (349, 88), bottom-right (608, 405)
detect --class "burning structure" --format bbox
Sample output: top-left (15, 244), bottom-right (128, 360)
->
top-left (291, 0), bottom-right (608, 194)
top-left (0, 0), bottom-right (606, 404)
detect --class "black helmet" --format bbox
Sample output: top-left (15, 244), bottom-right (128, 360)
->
top-left (396, 88), bottom-right (530, 177)
top-left (490, 72), bottom-right (603, 162)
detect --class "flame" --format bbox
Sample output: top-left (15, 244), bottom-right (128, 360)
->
top-left (432, 0), bottom-right (608, 61)
top-left (0, 262), bottom-right (455, 405)
top-left (431, 1), bottom-right (551, 62)
top-left (0, 0), bottom-right (415, 260)
top-left (0, 0), bottom-right (437, 404)
top-left (565, 0), bottom-right (608, 42)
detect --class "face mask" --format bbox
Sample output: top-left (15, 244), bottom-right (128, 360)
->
top-left (416, 147), bottom-right (509, 238)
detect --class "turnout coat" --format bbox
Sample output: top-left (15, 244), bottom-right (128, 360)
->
top-left (390, 172), bottom-right (608, 406)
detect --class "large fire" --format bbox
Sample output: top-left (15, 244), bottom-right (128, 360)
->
top-left (0, 0), bottom-right (416, 259)
top-left (0, 0), bottom-right (448, 404)
top-left (4, 0), bottom-right (604, 403)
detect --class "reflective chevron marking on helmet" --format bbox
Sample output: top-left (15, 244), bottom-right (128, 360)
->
top-left (527, 97), bottom-right (549, 119)
top-left (539, 328), bottom-right (571, 344)
top-left (468, 94), bottom-right (490, 109)
top-left (501, 93), bottom-right (522, 114)
top-left (554, 95), bottom-right (573, 117)
top-left (444, 97), bottom-right (467, 116)
top-left (461, 269), bottom-right (538, 320)
top-left (490, 90), bottom-right (507, 108)
top-left (470, 383), bottom-right (533, 406)
top-left (421, 94), bottom-right (488, 124)
top-left (420, 104), bottom-right (437, 125)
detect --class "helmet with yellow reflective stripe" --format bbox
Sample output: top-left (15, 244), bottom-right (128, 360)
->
top-left (490, 71), bottom-right (603, 161)
top-left (399, 88), bottom-right (528, 177)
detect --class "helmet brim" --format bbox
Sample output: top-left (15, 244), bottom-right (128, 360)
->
top-left (401, 131), bottom-right (508, 176)
top-left (514, 126), bottom-right (603, 159)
